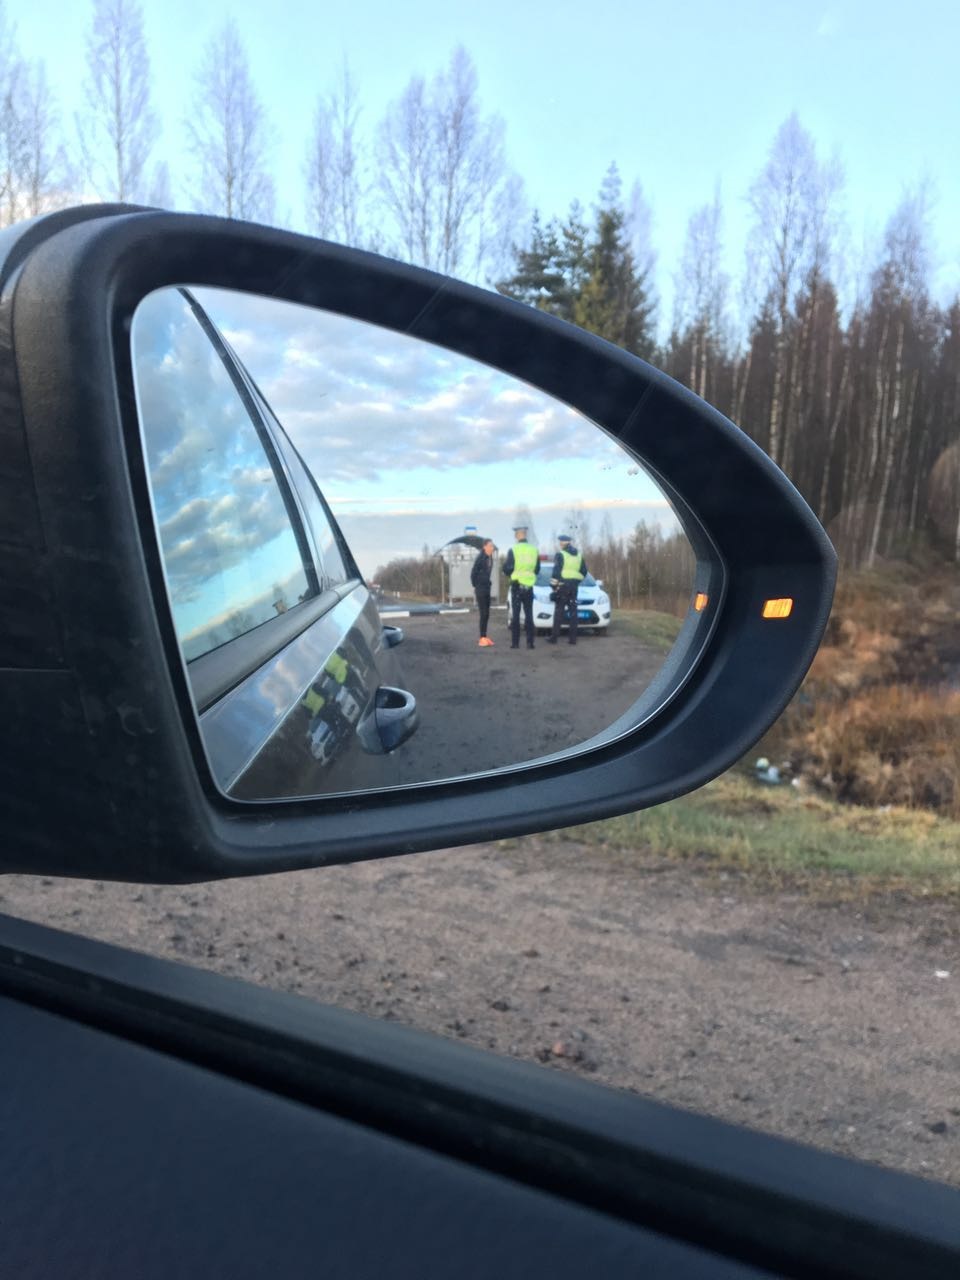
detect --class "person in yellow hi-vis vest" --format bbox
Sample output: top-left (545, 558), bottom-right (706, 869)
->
top-left (501, 524), bottom-right (539, 649)
top-left (548, 534), bottom-right (587, 646)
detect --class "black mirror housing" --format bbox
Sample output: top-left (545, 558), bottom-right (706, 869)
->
top-left (0, 206), bottom-right (835, 881)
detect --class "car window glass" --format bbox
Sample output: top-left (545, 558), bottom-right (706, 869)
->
top-left (255, 394), bottom-right (353, 590)
top-left (132, 289), bottom-right (314, 662)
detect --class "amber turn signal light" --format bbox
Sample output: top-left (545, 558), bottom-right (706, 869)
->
top-left (762, 598), bottom-right (794, 619)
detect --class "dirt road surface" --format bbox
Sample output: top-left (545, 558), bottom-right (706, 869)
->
top-left (379, 608), bottom-right (667, 782)
top-left (4, 835), bottom-right (959, 1187)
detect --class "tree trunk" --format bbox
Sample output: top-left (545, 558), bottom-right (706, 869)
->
top-left (734, 345), bottom-right (752, 427)
top-left (866, 319), bottom-right (904, 568)
top-left (818, 337), bottom-right (850, 519)
top-left (768, 333), bottom-right (786, 466)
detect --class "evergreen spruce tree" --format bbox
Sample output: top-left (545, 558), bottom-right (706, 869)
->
top-left (553, 200), bottom-right (590, 322)
top-left (574, 164), bottom-right (656, 358)
top-left (496, 169), bottom-right (655, 357)
top-left (496, 211), bottom-right (563, 309)
top-left (497, 203), bottom-right (589, 321)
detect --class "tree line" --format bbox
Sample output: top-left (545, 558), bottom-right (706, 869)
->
top-left (374, 519), bottom-right (694, 616)
top-left (7, 3), bottom-right (957, 569)
top-left (373, 546), bottom-right (443, 602)
top-left (498, 118), bottom-right (960, 570)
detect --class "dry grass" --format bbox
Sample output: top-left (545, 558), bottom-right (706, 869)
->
top-left (543, 773), bottom-right (960, 898)
top-left (799, 685), bottom-right (960, 817)
top-left (762, 559), bottom-right (960, 819)
top-left (613, 608), bottom-right (684, 651)
top-left (531, 560), bottom-right (960, 892)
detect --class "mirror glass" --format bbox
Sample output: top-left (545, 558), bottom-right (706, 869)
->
top-left (131, 287), bottom-right (700, 801)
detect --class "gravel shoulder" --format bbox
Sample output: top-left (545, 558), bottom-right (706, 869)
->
top-left (3, 836), bottom-right (959, 1187)
top-left (379, 609), bottom-right (667, 781)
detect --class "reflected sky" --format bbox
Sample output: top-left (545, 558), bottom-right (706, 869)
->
top-left (190, 288), bottom-right (675, 575)
top-left (132, 289), bottom-right (312, 655)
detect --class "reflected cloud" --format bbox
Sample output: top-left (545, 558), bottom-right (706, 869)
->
top-left (133, 288), bottom-right (311, 653)
top-left (196, 287), bottom-right (632, 486)
top-left (139, 287), bottom-right (682, 584)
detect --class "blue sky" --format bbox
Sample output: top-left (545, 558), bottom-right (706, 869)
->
top-left (10, 0), bottom-right (960, 321)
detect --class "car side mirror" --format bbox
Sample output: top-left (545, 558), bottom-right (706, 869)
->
top-left (0, 206), bottom-right (835, 882)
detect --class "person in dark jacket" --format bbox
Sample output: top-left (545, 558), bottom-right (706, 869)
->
top-left (470, 538), bottom-right (496, 647)
top-left (548, 534), bottom-right (587, 646)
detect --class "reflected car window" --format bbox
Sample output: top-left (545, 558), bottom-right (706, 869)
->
top-left (132, 289), bottom-right (313, 661)
top-left (254, 394), bottom-right (353, 591)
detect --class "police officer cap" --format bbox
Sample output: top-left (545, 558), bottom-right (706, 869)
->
top-left (558, 533), bottom-right (572, 542)
top-left (512, 524), bottom-right (528, 531)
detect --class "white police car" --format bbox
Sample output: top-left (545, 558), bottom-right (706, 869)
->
top-left (507, 558), bottom-right (612, 635)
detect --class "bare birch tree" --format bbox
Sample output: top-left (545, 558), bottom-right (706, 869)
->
top-left (0, 3), bottom-right (69, 228)
top-left (432, 47), bottom-right (500, 276)
top-left (0, 96), bottom-right (24, 224)
top-left (76, 0), bottom-right (157, 201)
top-left (305, 61), bottom-right (366, 245)
top-left (18, 62), bottom-right (71, 217)
top-left (674, 186), bottom-right (729, 399)
top-left (746, 115), bottom-right (822, 465)
top-left (626, 179), bottom-right (657, 305)
top-left (376, 73), bottom-right (431, 264)
top-left (0, 4), bottom-right (26, 224)
top-left (862, 190), bottom-right (932, 567)
top-left (146, 158), bottom-right (172, 208)
top-left (942, 301), bottom-right (960, 561)
top-left (476, 170), bottom-right (525, 283)
top-left (376, 46), bottom-right (521, 280)
top-left (186, 20), bottom-right (274, 222)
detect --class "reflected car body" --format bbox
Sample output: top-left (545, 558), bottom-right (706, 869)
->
top-left (507, 560), bottom-right (613, 634)
top-left (133, 288), bottom-right (419, 799)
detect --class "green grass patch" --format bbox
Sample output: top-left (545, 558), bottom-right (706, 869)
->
top-left (546, 773), bottom-right (960, 897)
top-left (614, 609), bottom-right (684, 651)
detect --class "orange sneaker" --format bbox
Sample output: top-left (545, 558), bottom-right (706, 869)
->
top-left (478, 636), bottom-right (495, 647)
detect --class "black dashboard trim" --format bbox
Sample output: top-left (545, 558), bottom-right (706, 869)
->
top-left (1, 911), bottom-right (957, 1279)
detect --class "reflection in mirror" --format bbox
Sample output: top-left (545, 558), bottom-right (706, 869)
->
top-left (131, 288), bottom-right (700, 802)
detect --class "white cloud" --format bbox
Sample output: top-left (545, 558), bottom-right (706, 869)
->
top-left (137, 288), bottom-right (681, 588)
top-left (193, 287), bottom-right (626, 485)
